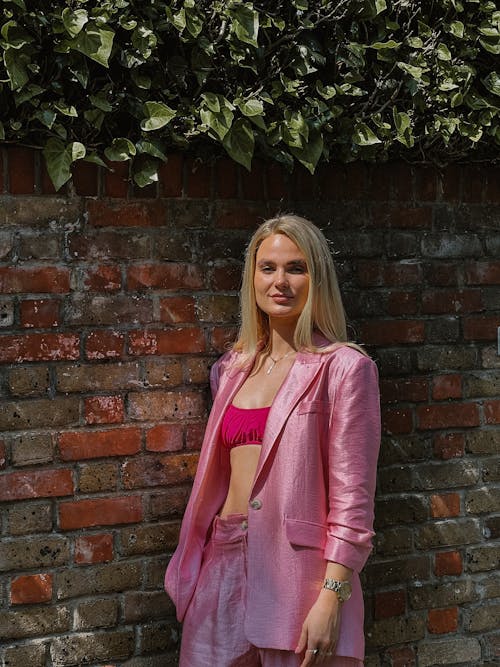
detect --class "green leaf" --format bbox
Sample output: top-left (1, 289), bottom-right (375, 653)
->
top-left (200, 107), bottom-right (233, 141)
top-left (353, 123), bottom-right (382, 145)
top-left (436, 43), bottom-right (452, 61)
top-left (290, 130), bottom-right (323, 174)
top-left (449, 20), bottom-right (464, 38)
top-left (237, 98), bottom-right (264, 117)
top-left (104, 138), bottom-right (136, 162)
top-left (375, 0), bottom-right (387, 14)
top-left (140, 102), bottom-right (176, 131)
top-left (479, 39), bottom-right (500, 55)
top-left (0, 122), bottom-right (5, 141)
top-left (133, 159), bottom-right (159, 187)
top-left (14, 83), bottom-right (44, 105)
top-left (397, 61), bottom-right (424, 80)
top-left (202, 92), bottom-right (220, 113)
top-left (482, 72), bottom-right (500, 96)
top-left (84, 152), bottom-right (107, 168)
top-left (368, 40), bottom-right (401, 50)
top-left (136, 140), bottom-right (168, 161)
top-left (3, 48), bottom-right (30, 90)
top-left (231, 5), bottom-right (259, 46)
top-left (62, 8), bottom-right (88, 38)
top-left (43, 139), bottom-right (86, 191)
top-left (223, 118), bottom-right (254, 170)
top-left (69, 26), bottom-right (115, 67)
top-left (54, 102), bottom-right (78, 117)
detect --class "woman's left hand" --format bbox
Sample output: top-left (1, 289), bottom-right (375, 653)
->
top-left (295, 592), bottom-right (341, 666)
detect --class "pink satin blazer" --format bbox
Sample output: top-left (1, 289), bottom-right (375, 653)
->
top-left (165, 339), bottom-right (381, 659)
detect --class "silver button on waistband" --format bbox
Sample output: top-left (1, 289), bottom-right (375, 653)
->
top-left (241, 520), bottom-right (248, 531)
top-left (250, 498), bottom-right (262, 510)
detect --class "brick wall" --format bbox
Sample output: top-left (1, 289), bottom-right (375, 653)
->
top-left (0, 147), bottom-right (499, 667)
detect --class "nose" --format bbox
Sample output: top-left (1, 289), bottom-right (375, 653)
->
top-left (275, 270), bottom-right (289, 289)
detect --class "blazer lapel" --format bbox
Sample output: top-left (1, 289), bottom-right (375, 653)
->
top-left (252, 350), bottom-right (323, 488)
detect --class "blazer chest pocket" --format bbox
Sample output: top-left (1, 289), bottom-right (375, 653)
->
top-left (285, 517), bottom-right (327, 550)
top-left (297, 400), bottom-right (331, 416)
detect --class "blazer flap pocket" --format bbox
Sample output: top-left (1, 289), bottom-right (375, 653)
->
top-left (297, 400), bottom-right (331, 415)
top-left (285, 517), bottom-right (327, 549)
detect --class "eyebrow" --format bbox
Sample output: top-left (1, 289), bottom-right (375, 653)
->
top-left (256, 259), bottom-right (308, 267)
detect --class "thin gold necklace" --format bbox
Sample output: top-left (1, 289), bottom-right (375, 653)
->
top-left (266, 349), bottom-right (295, 375)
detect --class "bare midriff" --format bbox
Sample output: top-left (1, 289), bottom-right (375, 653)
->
top-left (219, 445), bottom-right (261, 517)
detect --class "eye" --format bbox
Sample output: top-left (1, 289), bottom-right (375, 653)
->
top-left (288, 264), bottom-right (307, 274)
top-left (258, 264), bottom-right (275, 273)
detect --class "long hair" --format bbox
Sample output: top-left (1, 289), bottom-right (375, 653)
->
top-left (233, 214), bottom-right (362, 357)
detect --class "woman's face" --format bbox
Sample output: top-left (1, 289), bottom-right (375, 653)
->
top-left (254, 233), bottom-right (310, 324)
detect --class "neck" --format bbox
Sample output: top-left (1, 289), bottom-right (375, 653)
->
top-left (267, 322), bottom-right (297, 357)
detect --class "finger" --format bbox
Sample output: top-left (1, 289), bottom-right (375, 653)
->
top-left (295, 625), bottom-right (308, 655)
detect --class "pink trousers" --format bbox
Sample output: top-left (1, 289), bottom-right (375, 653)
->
top-left (180, 514), bottom-right (363, 667)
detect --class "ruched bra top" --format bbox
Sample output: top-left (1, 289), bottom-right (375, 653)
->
top-left (221, 404), bottom-right (270, 449)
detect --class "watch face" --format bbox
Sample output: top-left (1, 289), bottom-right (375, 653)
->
top-left (340, 581), bottom-right (352, 602)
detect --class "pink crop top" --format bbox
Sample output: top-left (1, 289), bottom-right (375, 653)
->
top-left (221, 404), bottom-right (271, 450)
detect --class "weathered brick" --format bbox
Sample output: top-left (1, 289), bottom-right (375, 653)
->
top-left (8, 366), bottom-right (50, 396)
top-left (139, 619), bottom-right (180, 654)
top-left (358, 260), bottom-right (423, 287)
top-left (55, 562), bottom-right (142, 599)
top-left (0, 397), bottom-right (80, 432)
top-left (378, 465), bottom-right (413, 493)
top-left (378, 435), bottom-right (429, 466)
top-left (425, 316), bottom-right (460, 344)
top-left (59, 496), bottom-right (143, 530)
top-left (484, 399), bottom-right (500, 424)
top-left (465, 487), bottom-right (500, 514)
top-left (159, 296), bottom-right (197, 323)
top-left (421, 233), bottom-right (482, 258)
top-left (74, 534), bottom-right (113, 565)
top-left (427, 607), bottom-right (458, 634)
top-left (124, 590), bottom-right (173, 622)
top-left (482, 458), bottom-right (500, 483)
top-left (18, 233), bottom-right (61, 260)
top-left (465, 260), bottom-right (500, 284)
top-left (0, 535), bottom-right (69, 572)
top-left (379, 377), bottom-right (428, 404)
top-left (466, 546), bottom-right (500, 572)
top-left (365, 556), bottom-right (430, 588)
top-left (463, 315), bottom-right (499, 341)
top-left (85, 395), bottom-right (124, 424)
top-left (382, 646), bottom-right (416, 667)
top-left (466, 430), bottom-right (499, 455)
top-left (0, 266), bottom-right (70, 293)
top-left (120, 522), bottom-right (180, 555)
top-left (0, 333), bottom-right (79, 363)
top-left (465, 371), bottom-right (500, 398)
top-left (381, 408), bottom-right (413, 435)
top-left (433, 433), bottom-right (464, 460)
top-left (185, 422), bottom-right (206, 450)
top-left (417, 637), bottom-right (481, 667)
top-left (128, 328), bottom-right (206, 355)
top-left (6, 500), bottom-right (52, 535)
top-left (0, 606), bottom-right (70, 639)
top-left (10, 573), bottom-right (53, 604)
top-left (82, 264), bottom-right (122, 291)
top-left (0, 468), bottom-right (73, 501)
top-left (10, 432), bottom-right (54, 466)
top-left (374, 590), bottom-right (406, 619)
top-left (412, 460), bottom-right (479, 490)
top-left (432, 374), bottom-right (462, 400)
top-left (20, 298), bottom-right (61, 328)
top-left (78, 462), bottom-right (119, 493)
top-left (127, 263), bottom-right (204, 290)
top-left (56, 362), bottom-right (140, 393)
top-left (196, 295), bottom-right (239, 323)
top-left (85, 330), bottom-right (124, 359)
top-left (146, 424), bottom-right (183, 452)
top-left (375, 495), bottom-right (428, 528)
top-left (374, 527), bottom-right (413, 556)
top-left (59, 427), bottom-right (141, 460)
top-left (366, 614), bottom-right (426, 649)
top-left (361, 320), bottom-right (425, 346)
top-left (127, 390), bottom-right (206, 421)
top-left (142, 358), bottom-right (184, 388)
top-left (147, 487), bottom-right (191, 521)
top-left (183, 357), bottom-right (212, 385)
top-left (422, 288), bottom-right (483, 314)
top-left (0, 196), bottom-right (81, 228)
top-left (465, 603), bottom-right (500, 632)
top-left (74, 598), bottom-right (119, 629)
top-left (416, 346), bottom-right (478, 372)
top-left (434, 550), bottom-right (463, 577)
top-left (2, 642), bottom-right (46, 667)
top-left (0, 298), bottom-right (14, 328)
top-left (416, 519), bottom-right (481, 549)
top-left (68, 231), bottom-right (150, 260)
top-left (65, 295), bottom-right (154, 326)
top-left (49, 630), bottom-right (134, 666)
top-left (430, 493), bottom-right (460, 518)
top-left (409, 580), bottom-right (476, 610)
top-left (122, 452), bottom-right (198, 489)
top-left (417, 402), bottom-right (479, 429)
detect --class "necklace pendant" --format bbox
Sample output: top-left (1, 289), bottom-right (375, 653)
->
top-left (266, 360), bottom-right (276, 375)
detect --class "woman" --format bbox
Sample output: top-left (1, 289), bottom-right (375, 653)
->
top-left (165, 215), bottom-right (380, 667)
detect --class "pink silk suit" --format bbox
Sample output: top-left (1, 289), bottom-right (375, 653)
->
top-left (165, 339), bottom-right (381, 661)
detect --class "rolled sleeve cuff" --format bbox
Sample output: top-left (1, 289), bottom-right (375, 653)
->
top-left (324, 533), bottom-right (373, 573)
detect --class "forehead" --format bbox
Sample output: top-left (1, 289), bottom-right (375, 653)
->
top-left (256, 233), bottom-right (306, 260)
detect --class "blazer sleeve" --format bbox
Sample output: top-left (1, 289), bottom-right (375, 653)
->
top-left (324, 353), bottom-right (381, 572)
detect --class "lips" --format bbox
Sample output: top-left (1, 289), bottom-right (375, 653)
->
top-left (270, 294), bottom-right (292, 303)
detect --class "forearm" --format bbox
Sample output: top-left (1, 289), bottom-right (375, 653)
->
top-left (317, 561), bottom-right (352, 606)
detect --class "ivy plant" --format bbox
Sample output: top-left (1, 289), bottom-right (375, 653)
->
top-left (1, 0), bottom-right (498, 189)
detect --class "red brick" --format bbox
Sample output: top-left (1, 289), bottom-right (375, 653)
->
top-left (0, 267), bottom-right (70, 293)
top-left (128, 389), bottom-right (206, 421)
top-left (87, 199), bottom-right (167, 227)
top-left (432, 374), bottom-right (462, 400)
top-left (485, 166), bottom-right (500, 203)
top-left (85, 395), bottom-right (125, 424)
top-left (0, 439), bottom-right (6, 469)
top-left (20, 299), bottom-right (60, 328)
top-left (484, 400), bottom-right (500, 424)
top-left (128, 328), bottom-right (206, 355)
top-left (465, 260), bottom-right (500, 285)
top-left (74, 533), bottom-right (113, 565)
top-left (461, 165), bottom-right (484, 203)
top-left (212, 264), bottom-right (242, 291)
top-left (266, 163), bottom-right (289, 200)
top-left (215, 158), bottom-right (239, 198)
top-left (431, 493), bottom-right (461, 518)
top-left (10, 573), bottom-right (53, 604)
top-left (85, 330), bottom-right (124, 360)
top-left (417, 403), bottom-right (479, 429)
top-left (146, 424), bottom-right (183, 452)
top-left (427, 607), bottom-right (459, 634)
top-left (0, 333), bottom-right (79, 363)
top-left (426, 261), bottom-right (460, 286)
top-left (318, 164), bottom-right (345, 201)
top-left (384, 646), bottom-right (416, 667)
top-left (434, 550), bottom-right (463, 576)
top-left (380, 377), bottom-right (428, 404)
top-left (59, 495), bottom-right (143, 529)
top-left (8, 147), bottom-right (35, 194)
top-left (386, 291), bottom-right (418, 316)
top-left (392, 162), bottom-right (414, 200)
top-left (360, 320), bottom-right (425, 345)
top-left (83, 265), bottom-right (122, 291)
top-left (0, 150), bottom-right (4, 194)
top-left (159, 153), bottom-right (183, 197)
top-left (293, 166), bottom-right (317, 200)
top-left (122, 452), bottom-right (199, 489)
top-left (127, 263), bottom-right (203, 290)
top-left (440, 164), bottom-right (461, 201)
top-left (463, 316), bottom-right (499, 341)
top-left (433, 433), bottom-right (465, 460)
top-left (159, 297), bottom-right (197, 323)
top-left (374, 589), bottom-right (406, 619)
top-left (59, 428), bottom-right (141, 461)
top-left (242, 161), bottom-right (265, 200)
top-left (40, 160), bottom-right (58, 195)
top-left (72, 160), bottom-right (99, 196)
top-left (186, 157), bottom-right (211, 198)
top-left (215, 204), bottom-right (264, 229)
top-left (357, 261), bottom-right (422, 287)
top-left (422, 289), bottom-right (483, 314)
top-left (185, 422), bottom-right (206, 450)
top-left (210, 326), bottom-right (238, 353)
top-left (382, 408), bottom-right (413, 435)
top-left (386, 207), bottom-right (432, 229)
top-left (0, 469), bottom-right (73, 501)
top-left (104, 160), bottom-right (129, 197)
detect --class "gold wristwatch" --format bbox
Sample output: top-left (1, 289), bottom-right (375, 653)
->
top-left (323, 578), bottom-right (352, 603)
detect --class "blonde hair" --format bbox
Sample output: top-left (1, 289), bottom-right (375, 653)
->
top-left (233, 214), bottom-right (363, 357)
